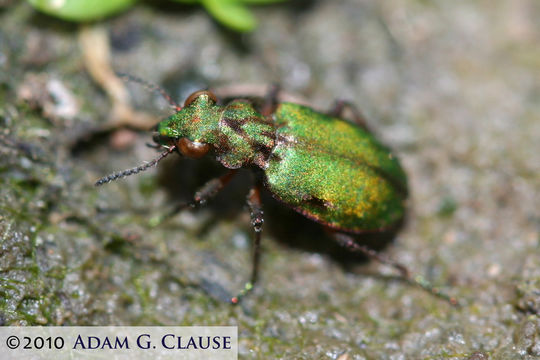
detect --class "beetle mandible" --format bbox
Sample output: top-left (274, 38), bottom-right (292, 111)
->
top-left (96, 79), bottom-right (455, 305)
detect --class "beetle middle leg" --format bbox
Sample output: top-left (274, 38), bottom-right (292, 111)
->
top-left (149, 169), bottom-right (237, 226)
top-left (330, 231), bottom-right (458, 306)
top-left (231, 183), bottom-right (264, 304)
top-left (328, 100), bottom-right (370, 131)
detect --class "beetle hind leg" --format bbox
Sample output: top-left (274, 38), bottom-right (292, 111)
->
top-left (231, 184), bottom-right (264, 304)
top-left (330, 231), bottom-right (458, 306)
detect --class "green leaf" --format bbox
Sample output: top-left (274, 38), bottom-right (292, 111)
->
top-left (202, 0), bottom-right (257, 32)
top-left (27, 0), bottom-right (137, 22)
top-left (238, 0), bottom-right (287, 4)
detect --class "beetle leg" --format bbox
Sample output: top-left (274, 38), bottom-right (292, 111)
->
top-left (331, 231), bottom-right (409, 276)
top-left (328, 100), bottom-right (370, 131)
top-left (260, 84), bottom-right (281, 117)
top-left (191, 170), bottom-right (237, 206)
top-left (330, 231), bottom-right (458, 306)
top-left (149, 170), bottom-right (237, 227)
top-left (231, 184), bottom-right (264, 304)
top-left (116, 72), bottom-right (182, 112)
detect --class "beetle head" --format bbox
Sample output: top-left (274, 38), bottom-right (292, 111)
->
top-left (95, 90), bottom-right (221, 186)
top-left (154, 90), bottom-right (221, 159)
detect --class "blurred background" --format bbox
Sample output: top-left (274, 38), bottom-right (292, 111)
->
top-left (0, 0), bottom-right (539, 358)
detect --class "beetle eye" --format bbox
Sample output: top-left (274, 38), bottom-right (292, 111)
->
top-left (184, 90), bottom-right (217, 107)
top-left (176, 138), bottom-right (210, 158)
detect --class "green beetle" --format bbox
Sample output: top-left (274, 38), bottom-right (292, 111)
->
top-left (97, 83), bottom-right (420, 304)
top-left (152, 90), bottom-right (407, 232)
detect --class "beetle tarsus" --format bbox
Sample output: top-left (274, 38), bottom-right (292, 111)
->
top-left (231, 185), bottom-right (264, 304)
top-left (193, 170), bottom-right (236, 205)
top-left (149, 170), bottom-right (237, 227)
top-left (330, 231), bottom-right (458, 306)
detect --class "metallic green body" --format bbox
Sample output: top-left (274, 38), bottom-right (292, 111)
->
top-left (158, 96), bottom-right (275, 169)
top-left (266, 103), bottom-right (407, 232)
top-left (158, 94), bottom-right (407, 233)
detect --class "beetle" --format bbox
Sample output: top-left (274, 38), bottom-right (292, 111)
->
top-left (96, 78), bottom-right (456, 305)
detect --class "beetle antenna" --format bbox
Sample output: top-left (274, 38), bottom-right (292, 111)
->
top-left (95, 146), bottom-right (176, 186)
top-left (116, 72), bottom-right (182, 112)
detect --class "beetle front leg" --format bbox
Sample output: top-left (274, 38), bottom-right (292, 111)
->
top-left (149, 170), bottom-right (237, 227)
top-left (231, 185), bottom-right (264, 304)
top-left (330, 231), bottom-right (458, 306)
